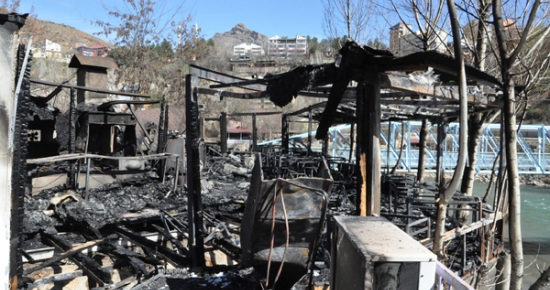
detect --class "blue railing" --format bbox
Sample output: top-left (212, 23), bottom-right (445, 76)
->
top-left (260, 122), bottom-right (550, 174)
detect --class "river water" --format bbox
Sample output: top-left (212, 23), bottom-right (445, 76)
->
top-left (470, 182), bottom-right (550, 288)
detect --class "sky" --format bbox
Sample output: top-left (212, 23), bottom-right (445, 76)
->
top-left (18, 0), bottom-right (330, 42)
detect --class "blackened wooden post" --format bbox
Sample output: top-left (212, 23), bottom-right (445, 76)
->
top-left (185, 74), bottom-right (205, 269)
top-left (220, 112), bottom-right (227, 154)
top-left (68, 87), bottom-right (76, 187)
top-left (252, 113), bottom-right (257, 152)
top-left (356, 79), bottom-right (381, 216)
top-left (349, 123), bottom-right (355, 163)
top-left (282, 114), bottom-right (289, 154)
top-left (307, 107), bottom-right (312, 154)
top-left (322, 137), bottom-right (328, 155)
top-left (157, 97), bottom-right (166, 154)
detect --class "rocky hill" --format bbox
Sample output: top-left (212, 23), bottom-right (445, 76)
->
top-left (19, 17), bottom-right (111, 50)
top-left (210, 23), bottom-right (269, 57)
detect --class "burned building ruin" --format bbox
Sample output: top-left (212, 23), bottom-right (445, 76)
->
top-left (1, 12), bottom-right (518, 290)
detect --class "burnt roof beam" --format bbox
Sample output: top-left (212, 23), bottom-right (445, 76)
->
top-left (190, 64), bottom-right (266, 92)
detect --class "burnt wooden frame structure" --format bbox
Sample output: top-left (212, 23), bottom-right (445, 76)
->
top-left (185, 43), bottom-right (504, 265)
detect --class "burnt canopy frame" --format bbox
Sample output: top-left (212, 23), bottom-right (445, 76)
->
top-left (187, 42), bottom-right (502, 217)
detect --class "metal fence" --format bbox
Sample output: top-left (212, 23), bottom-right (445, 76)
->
top-left (263, 121), bottom-right (550, 175)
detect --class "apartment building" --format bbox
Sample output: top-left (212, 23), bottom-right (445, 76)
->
top-left (267, 35), bottom-right (307, 57)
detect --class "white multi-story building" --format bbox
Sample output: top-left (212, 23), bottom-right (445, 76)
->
top-left (45, 39), bottom-right (62, 52)
top-left (389, 23), bottom-right (448, 56)
top-left (233, 43), bottom-right (265, 56)
top-left (267, 35), bottom-right (307, 57)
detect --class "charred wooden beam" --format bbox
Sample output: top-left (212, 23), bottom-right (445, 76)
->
top-left (23, 234), bottom-right (117, 275)
top-left (41, 232), bottom-right (111, 286)
top-left (28, 270), bottom-right (84, 289)
top-left (111, 226), bottom-right (189, 267)
top-left (189, 64), bottom-right (266, 92)
top-left (185, 74), bottom-right (206, 270)
top-left (265, 62), bottom-right (338, 107)
top-left (228, 111), bottom-right (281, 116)
top-left (150, 223), bottom-right (189, 256)
top-left (197, 87), bottom-right (266, 99)
top-left (209, 79), bottom-right (267, 89)
top-left (281, 115), bottom-right (289, 154)
top-left (220, 112), bottom-right (228, 154)
top-left (316, 42), bottom-right (367, 140)
top-left (29, 78), bottom-right (151, 98)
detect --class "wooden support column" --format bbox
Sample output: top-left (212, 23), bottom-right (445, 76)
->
top-left (349, 123), bottom-right (355, 163)
top-left (185, 74), bottom-right (205, 270)
top-left (308, 108), bottom-right (312, 154)
top-left (356, 79), bottom-right (381, 216)
top-left (68, 88), bottom-right (76, 188)
top-left (252, 113), bottom-right (257, 152)
top-left (322, 137), bottom-right (329, 155)
top-left (220, 112), bottom-right (227, 154)
top-left (281, 114), bottom-right (289, 154)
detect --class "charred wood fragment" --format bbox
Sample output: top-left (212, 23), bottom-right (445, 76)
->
top-left (41, 231), bottom-right (112, 286)
top-left (23, 234), bottom-right (117, 275)
top-left (265, 63), bottom-right (337, 107)
top-left (150, 223), bottom-right (189, 256)
top-left (109, 225), bottom-right (189, 268)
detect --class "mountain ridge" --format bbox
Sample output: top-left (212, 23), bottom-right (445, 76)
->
top-left (19, 17), bottom-right (111, 50)
top-left (210, 23), bottom-right (269, 56)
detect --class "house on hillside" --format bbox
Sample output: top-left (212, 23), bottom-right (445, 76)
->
top-left (233, 43), bottom-right (265, 56)
top-left (44, 39), bottom-right (63, 59)
top-left (76, 43), bottom-right (109, 57)
top-left (389, 22), bottom-right (448, 56)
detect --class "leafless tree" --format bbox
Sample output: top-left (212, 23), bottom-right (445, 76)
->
top-left (95, 0), bottom-right (203, 103)
top-left (389, 0), bottom-right (450, 54)
top-left (0, 0), bottom-right (20, 13)
top-left (388, 0), bottom-right (448, 183)
top-left (432, 0), bottom-right (469, 260)
top-left (322, 0), bottom-right (376, 46)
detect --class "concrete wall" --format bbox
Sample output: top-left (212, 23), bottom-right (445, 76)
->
top-left (0, 14), bottom-right (23, 289)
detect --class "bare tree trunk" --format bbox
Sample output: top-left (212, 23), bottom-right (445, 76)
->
top-left (492, 0), bottom-right (534, 284)
top-left (496, 251), bottom-right (511, 290)
top-left (503, 79), bottom-right (524, 289)
top-left (417, 119), bottom-right (429, 182)
top-left (433, 0), bottom-right (469, 258)
top-left (461, 114), bottom-right (483, 196)
top-left (346, 0), bottom-right (351, 38)
top-left (474, 0), bottom-right (490, 71)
